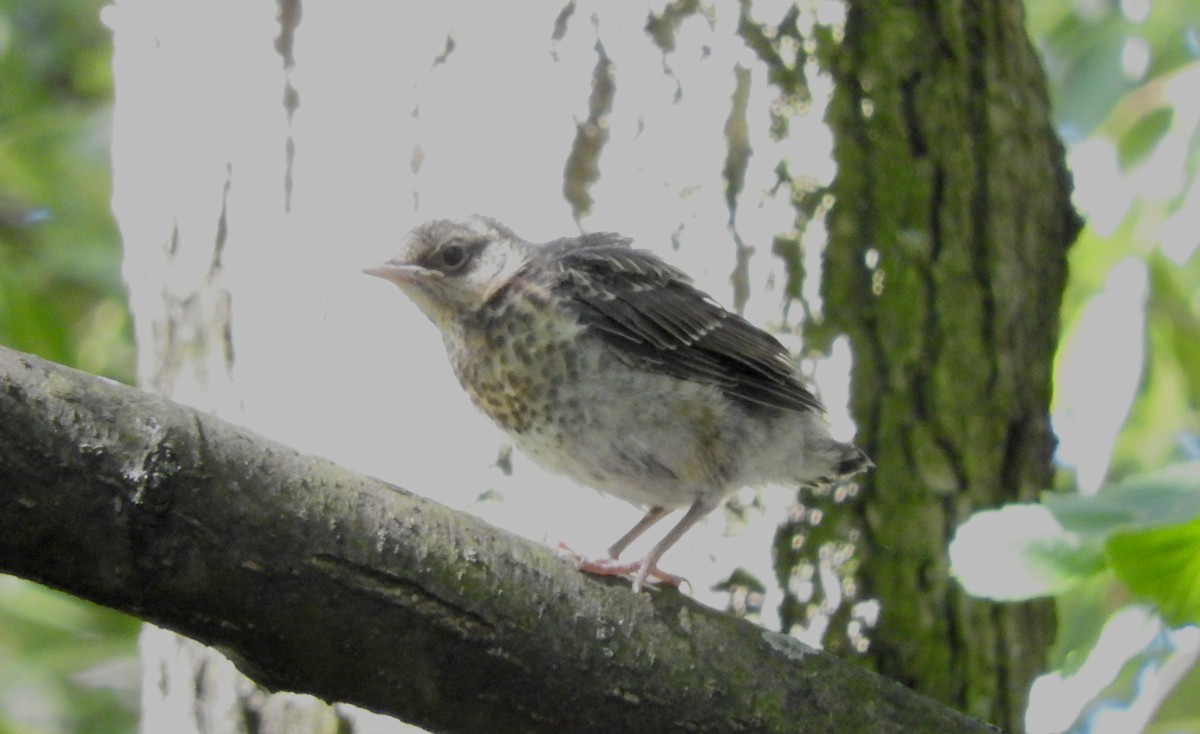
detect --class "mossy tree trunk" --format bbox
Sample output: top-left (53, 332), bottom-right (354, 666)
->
top-left (822, 2), bottom-right (1080, 731)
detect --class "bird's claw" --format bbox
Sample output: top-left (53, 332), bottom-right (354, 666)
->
top-left (556, 543), bottom-right (684, 591)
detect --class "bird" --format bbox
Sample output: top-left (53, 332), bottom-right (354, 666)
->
top-left (365, 216), bottom-right (870, 592)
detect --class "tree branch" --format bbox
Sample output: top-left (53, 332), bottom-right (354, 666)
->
top-left (0, 346), bottom-right (996, 734)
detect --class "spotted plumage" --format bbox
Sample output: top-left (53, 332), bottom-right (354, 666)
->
top-left (366, 215), bottom-right (870, 591)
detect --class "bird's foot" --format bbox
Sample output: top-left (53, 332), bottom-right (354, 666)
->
top-left (579, 557), bottom-right (684, 592)
top-left (557, 544), bottom-right (684, 592)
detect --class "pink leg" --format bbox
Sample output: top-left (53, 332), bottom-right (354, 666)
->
top-left (607, 506), bottom-right (669, 559)
top-left (579, 497), bottom-right (718, 592)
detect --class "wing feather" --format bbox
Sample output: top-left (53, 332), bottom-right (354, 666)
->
top-left (537, 235), bottom-right (823, 414)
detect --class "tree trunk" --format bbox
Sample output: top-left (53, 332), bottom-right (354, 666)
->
top-left (822, 1), bottom-right (1080, 731)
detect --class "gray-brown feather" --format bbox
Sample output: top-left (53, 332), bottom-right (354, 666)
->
top-left (533, 234), bottom-right (824, 414)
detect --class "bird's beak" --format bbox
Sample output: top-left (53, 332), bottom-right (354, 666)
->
top-left (363, 262), bottom-right (427, 285)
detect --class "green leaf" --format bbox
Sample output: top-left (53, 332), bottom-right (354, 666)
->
top-left (1107, 515), bottom-right (1200, 627)
top-left (1150, 253), bottom-right (1200, 417)
top-left (1144, 649), bottom-right (1200, 734)
top-left (1048, 572), bottom-right (1129, 674)
top-left (1043, 461), bottom-right (1200, 536)
top-left (950, 504), bottom-right (1105, 600)
top-left (1118, 106), bottom-right (1173, 170)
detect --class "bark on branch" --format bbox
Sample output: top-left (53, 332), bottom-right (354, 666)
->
top-left (0, 346), bottom-right (995, 734)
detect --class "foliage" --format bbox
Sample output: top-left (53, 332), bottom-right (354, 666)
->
top-left (951, 463), bottom-right (1200, 732)
top-left (0, 578), bottom-right (140, 734)
top-left (0, 0), bottom-right (131, 381)
top-left (951, 463), bottom-right (1200, 620)
top-left (953, 4), bottom-right (1200, 732)
top-left (1036, 0), bottom-right (1200, 482)
top-left (0, 1), bottom-right (138, 733)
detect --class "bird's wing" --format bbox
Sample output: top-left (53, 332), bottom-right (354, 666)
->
top-left (540, 236), bottom-right (824, 414)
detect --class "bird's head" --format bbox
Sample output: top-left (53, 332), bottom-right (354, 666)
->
top-left (365, 216), bottom-right (531, 333)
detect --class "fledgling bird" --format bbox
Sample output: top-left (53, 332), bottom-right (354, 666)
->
top-left (365, 216), bottom-right (869, 592)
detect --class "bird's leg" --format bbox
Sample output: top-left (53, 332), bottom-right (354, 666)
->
top-left (628, 498), bottom-right (716, 591)
top-left (577, 497), bottom-right (718, 592)
top-left (607, 506), bottom-right (669, 559)
top-left (571, 506), bottom-right (673, 582)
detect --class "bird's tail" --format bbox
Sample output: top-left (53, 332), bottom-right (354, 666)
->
top-left (834, 444), bottom-right (872, 478)
top-left (803, 441), bottom-right (872, 489)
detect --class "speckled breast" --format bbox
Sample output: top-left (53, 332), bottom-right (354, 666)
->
top-left (448, 285), bottom-right (585, 437)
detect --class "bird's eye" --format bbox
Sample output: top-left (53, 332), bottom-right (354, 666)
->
top-left (439, 243), bottom-right (469, 272)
